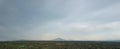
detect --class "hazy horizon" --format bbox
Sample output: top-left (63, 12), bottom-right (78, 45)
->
top-left (0, 0), bottom-right (120, 41)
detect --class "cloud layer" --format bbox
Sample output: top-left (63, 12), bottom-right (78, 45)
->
top-left (0, 0), bottom-right (120, 41)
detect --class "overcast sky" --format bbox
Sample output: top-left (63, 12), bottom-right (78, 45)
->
top-left (0, 0), bottom-right (120, 41)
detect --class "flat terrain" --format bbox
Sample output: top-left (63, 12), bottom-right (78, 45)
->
top-left (0, 41), bottom-right (120, 49)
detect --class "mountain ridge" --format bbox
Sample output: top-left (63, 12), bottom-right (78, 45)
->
top-left (52, 38), bottom-right (65, 41)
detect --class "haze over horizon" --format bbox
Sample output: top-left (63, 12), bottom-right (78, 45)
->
top-left (0, 0), bottom-right (120, 41)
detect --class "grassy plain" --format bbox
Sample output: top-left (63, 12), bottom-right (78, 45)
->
top-left (0, 41), bottom-right (120, 49)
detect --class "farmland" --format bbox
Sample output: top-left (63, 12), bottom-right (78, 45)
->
top-left (0, 41), bottom-right (120, 49)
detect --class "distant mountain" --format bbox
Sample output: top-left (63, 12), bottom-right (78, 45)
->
top-left (108, 40), bottom-right (120, 42)
top-left (53, 38), bottom-right (65, 41)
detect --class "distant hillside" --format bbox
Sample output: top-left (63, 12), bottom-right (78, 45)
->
top-left (53, 38), bottom-right (65, 41)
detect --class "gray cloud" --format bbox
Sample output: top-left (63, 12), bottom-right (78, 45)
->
top-left (0, 0), bottom-right (120, 40)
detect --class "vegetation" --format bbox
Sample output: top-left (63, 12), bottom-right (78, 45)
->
top-left (0, 41), bottom-right (120, 49)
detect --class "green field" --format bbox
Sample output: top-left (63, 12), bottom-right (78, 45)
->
top-left (0, 41), bottom-right (120, 49)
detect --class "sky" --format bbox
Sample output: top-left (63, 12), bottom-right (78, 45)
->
top-left (0, 0), bottom-right (120, 41)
